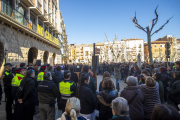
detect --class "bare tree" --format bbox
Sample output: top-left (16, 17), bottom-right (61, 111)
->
top-left (104, 33), bottom-right (122, 62)
top-left (131, 6), bottom-right (173, 65)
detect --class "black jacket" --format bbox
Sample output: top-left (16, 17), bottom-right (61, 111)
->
top-left (19, 77), bottom-right (36, 105)
top-left (109, 116), bottom-right (131, 120)
top-left (79, 83), bottom-right (95, 114)
top-left (161, 72), bottom-right (170, 88)
top-left (52, 71), bottom-right (64, 88)
top-left (3, 71), bottom-right (14, 93)
top-left (96, 88), bottom-right (118, 120)
top-left (0, 83), bottom-right (2, 102)
top-left (79, 72), bottom-right (96, 94)
top-left (169, 78), bottom-right (180, 104)
top-left (70, 71), bottom-right (78, 84)
top-left (37, 80), bottom-right (58, 104)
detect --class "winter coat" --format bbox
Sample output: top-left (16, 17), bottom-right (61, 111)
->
top-left (96, 88), bottom-right (118, 120)
top-left (100, 64), bottom-right (104, 71)
top-left (138, 82), bottom-right (161, 120)
top-left (161, 72), bottom-right (170, 88)
top-left (37, 80), bottom-right (58, 104)
top-left (52, 71), bottom-right (64, 88)
top-left (168, 70), bottom-right (174, 80)
top-left (70, 71), bottom-right (78, 84)
top-left (19, 77), bottom-right (36, 106)
top-left (169, 78), bottom-right (180, 104)
top-left (59, 112), bottom-right (87, 120)
top-left (79, 83), bottom-right (95, 114)
top-left (114, 67), bottom-right (121, 80)
top-left (109, 116), bottom-right (131, 120)
top-left (157, 81), bottom-right (165, 103)
top-left (120, 86), bottom-right (144, 120)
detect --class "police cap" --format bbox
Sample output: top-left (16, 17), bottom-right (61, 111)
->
top-left (41, 65), bottom-right (47, 69)
top-left (15, 67), bottom-right (24, 73)
top-left (63, 70), bottom-right (71, 79)
top-left (4, 63), bottom-right (13, 67)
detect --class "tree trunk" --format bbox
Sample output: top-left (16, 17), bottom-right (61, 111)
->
top-left (147, 33), bottom-right (153, 65)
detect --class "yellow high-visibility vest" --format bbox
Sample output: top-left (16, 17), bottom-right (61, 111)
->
top-left (59, 81), bottom-right (74, 95)
top-left (11, 73), bottom-right (24, 87)
top-left (37, 72), bottom-right (45, 81)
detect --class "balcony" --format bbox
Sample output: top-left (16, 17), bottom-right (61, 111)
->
top-left (20, 0), bottom-right (35, 7)
top-left (0, 0), bottom-right (60, 48)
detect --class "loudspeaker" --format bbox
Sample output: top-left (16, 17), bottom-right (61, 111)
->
top-left (36, 60), bottom-right (41, 66)
top-left (92, 56), bottom-right (99, 68)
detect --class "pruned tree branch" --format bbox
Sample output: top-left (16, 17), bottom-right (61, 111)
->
top-left (150, 6), bottom-right (159, 31)
top-left (131, 11), bottom-right (147, 33)
top-left (151, 16), bottom-right (173, 36)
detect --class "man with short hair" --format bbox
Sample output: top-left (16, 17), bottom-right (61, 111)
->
top-left (69, 66), bottom-right (78, 84)
top-left (3, 63), bottom-right (14, 120)
top-left (52, 66), bottom-right (64, 110)
top-left (59, 70), bottom-right (76, 113)
top-left (37, 72), bottom-right (58, 120)
top-left (20, 63), bottom-right (26, 69)
top-left (82, 65), bottom-right (96, 94)
top-left (175, 61), bottom-right (180, 71)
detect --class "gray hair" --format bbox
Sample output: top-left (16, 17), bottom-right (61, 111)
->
top-left (126, 76), bottom-right (138, 86)
top-left (154, 68), bottom-right (159, 73)
top-left (112, 97), bottom-right (129, 117)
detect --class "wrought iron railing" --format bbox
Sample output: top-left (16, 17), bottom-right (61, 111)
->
top-left (0, 0), bottom-right (37, 32)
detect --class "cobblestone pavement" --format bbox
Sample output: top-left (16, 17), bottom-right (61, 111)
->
top-left (0, 75), bottom-right (127, 120)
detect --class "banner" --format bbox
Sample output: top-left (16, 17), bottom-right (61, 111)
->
top-left (37, 24), bottom-right (59, 46)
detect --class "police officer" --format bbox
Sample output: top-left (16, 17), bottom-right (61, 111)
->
top-left (35, 65), bottom-right (47, 87)
top-left (12, 67), bottom-right (25, 120)
top-left (3, 63), bottom-right (14, 120)
top-left (37, 72), bottom-right (58, 120)
top-left (59, 70), bottom-right (77, 113)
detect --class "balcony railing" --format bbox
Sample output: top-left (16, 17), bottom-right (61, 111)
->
top-left (0, 0), bottom-right (37, 33)
top-left (0, 0), bottom-right (60, 46)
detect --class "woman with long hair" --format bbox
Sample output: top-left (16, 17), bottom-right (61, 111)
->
top-left (17, 69), bottom-right (36, 120)
top-left (99, 71), bottom-right (113, 91)
top-left (78, 74), bottom-right (96, 120)
top-left (60, 97), bottom-right (87, 120)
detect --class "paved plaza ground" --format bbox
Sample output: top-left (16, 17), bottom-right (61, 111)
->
top-left (0, 75), bottom-right (127, 120)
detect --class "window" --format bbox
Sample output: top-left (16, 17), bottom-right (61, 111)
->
top-left (154, 45), bottom-right (157, 47)
top-left (160, 45), bottom-right (162, 47)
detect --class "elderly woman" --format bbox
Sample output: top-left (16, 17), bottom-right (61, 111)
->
top-left (120, 76), bottom-right (144, 120)
top-left (109, 97), bottom-right (131, 120)
top-left (96, 77), bottom-right (118, 120)
top-left (139, 77), bottom-right (161, 120)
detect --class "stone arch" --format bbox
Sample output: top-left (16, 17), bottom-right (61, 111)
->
top-left (43, 51), bottom-right (49, 64)
top-left (28, 47), bottom-right (38, 65)
top-left (0, 42), bottom-right (5, 82)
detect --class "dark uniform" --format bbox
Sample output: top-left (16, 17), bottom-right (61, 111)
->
top-left (11, 68), bottom-right (25, 120)
top-left (59, 70), bottom-right (76, 113)
top-left (3, 63), bottom-right (14, 120)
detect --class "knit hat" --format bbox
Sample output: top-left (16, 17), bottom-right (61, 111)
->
top-left (160, 67), bottom-right (167, 73)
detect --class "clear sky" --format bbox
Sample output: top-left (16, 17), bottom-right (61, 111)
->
top-left (59, 0), bottom-right (180, 45)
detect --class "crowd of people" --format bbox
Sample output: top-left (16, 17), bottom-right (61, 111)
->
top-left (0, 61), bottom-right (180, 120)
